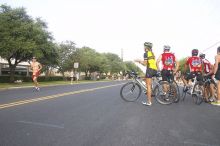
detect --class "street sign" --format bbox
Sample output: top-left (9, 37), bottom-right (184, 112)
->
top-left (74, 62), bottom-right (79, 69)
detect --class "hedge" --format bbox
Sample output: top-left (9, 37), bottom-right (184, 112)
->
top-left (0, 76), bottom-right (64, 83)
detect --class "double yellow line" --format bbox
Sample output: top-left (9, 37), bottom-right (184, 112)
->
top-left (0, 83), bottom-right (124, 109)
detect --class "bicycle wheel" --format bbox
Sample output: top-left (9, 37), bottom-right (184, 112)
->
top-left (192, 82), bottom-right (204, 105)
top-left (173, 81), bottom-right (180, 103)
top-left (181, 85), bottom-right (187, 101)
top-left (154, 81), bottom-right (176, 105)
top-left (120, 82), bottom-right (142, 102)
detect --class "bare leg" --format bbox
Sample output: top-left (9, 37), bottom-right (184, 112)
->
top-left (146, 78), bottom-right (152, 103)
top-left (209, 83), bottom-right (215, 98)
top-left (33, 77), bottom-right (39, 88)
top-left (217, 81), bottom-right (220, 101)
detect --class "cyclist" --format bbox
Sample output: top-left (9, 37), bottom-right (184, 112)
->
top-left (182, 49), bottom-right (203, 91)
top-left (157, 45), bottom-right (179, 82)
top-left (30, 57), bottom-right (42, 91)
top-left (199, 53), bottom-right (215, 102)
top-left (213, 46), bottom-right (220, 106)
top-left (156, 45), bottom-right (179, 100)
top-left (135, 42), bottom-right (158, 106)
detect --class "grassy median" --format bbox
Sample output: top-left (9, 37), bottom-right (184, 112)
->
top-left (0, 80), bottom-right (109, 89)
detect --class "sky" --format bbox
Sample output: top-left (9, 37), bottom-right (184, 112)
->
top-left (1, 0), bottom-right (220, 66)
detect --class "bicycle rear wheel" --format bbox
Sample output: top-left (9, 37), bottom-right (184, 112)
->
top-left (120, 82), bottom-right (142, 102)
top-left (154, 81), bottom-right (176, 105)
top-left (192, 82), bottom-right (204, 105)
top-left (173, 81), bottom-right (180, 103)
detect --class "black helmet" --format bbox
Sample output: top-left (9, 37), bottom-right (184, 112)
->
top-left (217, 46), bottom-right (220, 53)
top-left (192, 49), bottom-right (199, 56)
top-left (144, 42), bottom-right (153, 49)
top-left (199, 53), bottom-right (205, 59)
top-left (163, 45), bottom-right (171, 52)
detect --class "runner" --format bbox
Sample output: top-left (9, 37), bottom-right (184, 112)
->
top-left (135, 42), bottom-right (157, 106)
top-left (199, 53), bottom-right (215, 102)
top-left (212, 46), bottom-right (220, 106)
top-left (30, 57), bottom-right (42, 91)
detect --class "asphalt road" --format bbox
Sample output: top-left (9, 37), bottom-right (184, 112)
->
top-left (0, 81), bottom-right (219, 146)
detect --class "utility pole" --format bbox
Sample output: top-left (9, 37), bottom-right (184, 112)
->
top-left (121, 48), bottom-right (124, 61)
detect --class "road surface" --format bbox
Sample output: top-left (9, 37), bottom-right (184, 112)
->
top-left (0, 81), bottom-right (219, 146)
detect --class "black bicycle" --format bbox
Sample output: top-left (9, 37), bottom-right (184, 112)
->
top-left (152, 72), bottom-right (180, 103)
top-left (120, 72), bottom-right (177, 105)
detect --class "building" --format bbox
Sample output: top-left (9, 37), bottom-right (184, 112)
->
top-left (0, 57), bottom-right (31, 76)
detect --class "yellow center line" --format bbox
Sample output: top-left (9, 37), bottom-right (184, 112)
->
top-left (0, 83), bottom-right (124, 109)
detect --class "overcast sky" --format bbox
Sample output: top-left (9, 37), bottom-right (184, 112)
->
top-left (1, 0), bottom-right (220, 64)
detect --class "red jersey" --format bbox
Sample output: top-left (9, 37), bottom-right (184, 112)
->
top-left (161, 52), bottom-right (176, 70)
top-left (186, 56), bottom-right (202, 72)
top-left (202, 59), bottom-right (212, 74)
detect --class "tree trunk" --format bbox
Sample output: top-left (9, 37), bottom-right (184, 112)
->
top-left (85, 71), bottom-right (88, 77)
top-left (61, 72), bottom-right (65, 80)
top-left (9, 65), bottom-right (16, 83)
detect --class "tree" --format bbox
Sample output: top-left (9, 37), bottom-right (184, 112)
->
top-left (56, 41), bottom-right (76, 78)
top-left (76, 47), bottom-right (99, 77)
top-left (124, 61), bottom-right (143, 75)
top-left (178, 58), bottom-right (187, 73)
top-left (0, 5), bottom-right (55, 82)
top-left (103, 53), bottom-right (125, 74)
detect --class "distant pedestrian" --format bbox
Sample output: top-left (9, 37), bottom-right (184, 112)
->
top-left (75, 72), bottom-right (79, 83)
top-left (212, 46), bottom-right (220, 106)
top-left (30, 57), bottom-right (42, 91)
top-left (70, 70), bottom-right (74, 84)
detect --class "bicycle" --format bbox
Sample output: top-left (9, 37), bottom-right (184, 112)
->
top-left (120, 71), bottom-right (177, 105)
top-left (203, 76), bottom-right (217, 102)
top-left (181, 73), bottom-right (204, 105)
top-left (152, 71), bottom-right (180, 103)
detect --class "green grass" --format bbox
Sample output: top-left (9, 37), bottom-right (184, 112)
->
top-left (0, 80), bottom-right (109, 89)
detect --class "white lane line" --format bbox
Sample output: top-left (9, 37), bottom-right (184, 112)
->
top-left (17, 120), bottom-right (64, 129)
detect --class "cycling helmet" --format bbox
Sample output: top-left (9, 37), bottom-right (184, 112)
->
top-left (199, 53), bottom-right (205, 59)
top-left (217, 46), bottom-right (220, 53)
top-left (163, 45), bottom-right (171, 52)
top-left (144, 42), bottom-right (153, 49)
top-left (192, 49), bottom-right (199, 56)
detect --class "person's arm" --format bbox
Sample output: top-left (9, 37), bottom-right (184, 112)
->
top-left (156, 55), bottom-right (162, 71)
top-left (214, 55), bottom-right (218, 75)
top-left (38, 63), bottom-right (43, 71)
top-left (207, 64), bottom-right (214, 76)
top-left (183, 58), bottom-right (188, 74)
top-left (134, 59), bottom-right (147, 66)
top-left (174, 57), bottom-right (179, 74)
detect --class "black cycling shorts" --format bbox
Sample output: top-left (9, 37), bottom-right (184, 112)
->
top-left (204, 75), bottom-right (215, 86)
top-left (161, 69), bottom-right (174, 82)
top-left (215, 70), bottom-right (220, 81)
top-left (184, 71), bottom-right (203, 82)
top-left (146, 68), bottom-right (157, 78)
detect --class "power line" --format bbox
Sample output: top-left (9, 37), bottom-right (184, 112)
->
top-left (202, 41), bottom-right (220, 53)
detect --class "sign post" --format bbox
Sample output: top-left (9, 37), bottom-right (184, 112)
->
top-left (74, 62), bottom-right (79, 82)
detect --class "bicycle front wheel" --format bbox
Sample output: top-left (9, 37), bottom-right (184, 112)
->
top-left (120, 82), bottom-right (142, 102)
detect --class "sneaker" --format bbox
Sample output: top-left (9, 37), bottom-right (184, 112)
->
top-left (183, 86), bottom-right (189, 92)
top-left (209, 97), bottom-right (216, 102)
top-left (142, 101), bottom-right (152, 106)
top-left (211, 101), bottom-right (220, 106)
top-left (36, 87), bottom-right (40, 91)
